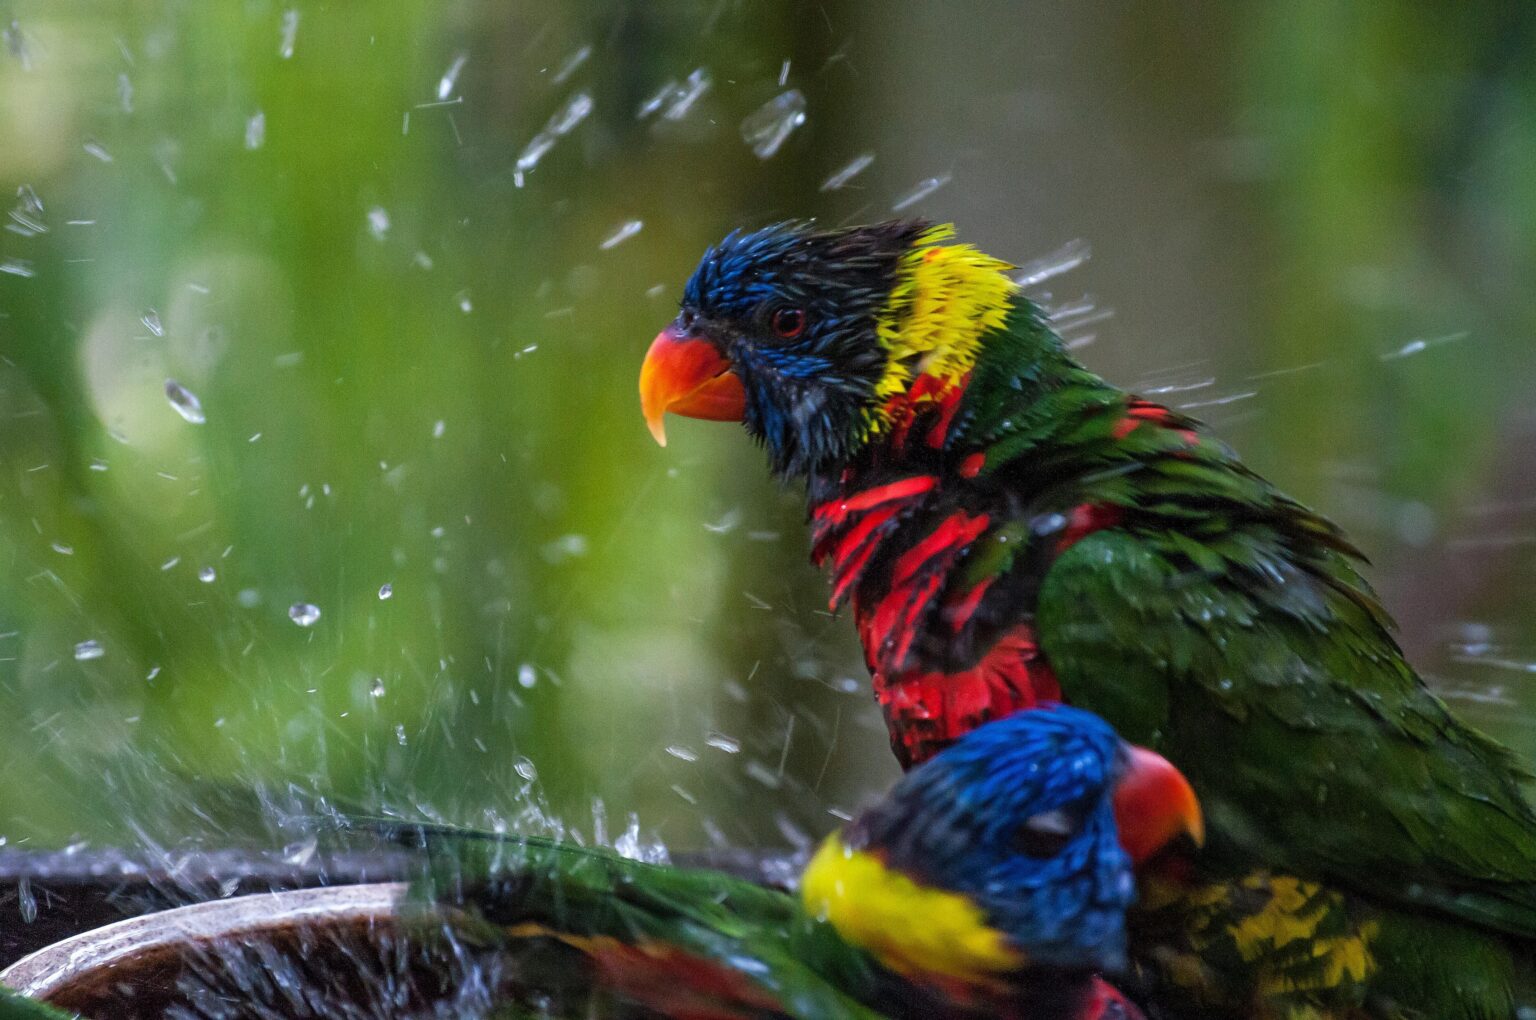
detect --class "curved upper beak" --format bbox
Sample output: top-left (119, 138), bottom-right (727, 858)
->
top-left (1112, 745), bottom-right (1204, 867)
top-left (639, 326), bottom-right (747, 446)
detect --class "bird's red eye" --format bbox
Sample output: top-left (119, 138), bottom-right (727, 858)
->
top-left (770, 307), bottom-right (806, 339)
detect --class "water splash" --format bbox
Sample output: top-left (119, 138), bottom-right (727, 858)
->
top-left (7, 184), bottom-right (45, 237)
top-left (643, 67), bottom-right (711, 122)
top-left (436, 53), bottom-right (467, 100)
top-left (244, 111), bottom-right (265, 150)
top-left (599, 219), bottom-right (643, 250)
top-left (288, 602), bottom-right (321, 627)
top-left (1013, 238), bottom-right (1091, 288)
top-left (740, 89), bottom-right (805, 158)
top-left (4, 17), bottom-right (32, 70)
top-left (821, 153), bottom-right (874, 191)
top-left (551, 44), bottom-right (591, 85)
top-left (278, 9), bottom-right (299, 59)
top-left (165, 379), bottom-right (207, 424)
top-left (891, 172), bottom-right (952, 211)
top-left (705, 732), bottom-right (741, 754)
top-left (366, 206), bottom-right (390, 241)
top-left (16, 876), bottom-right (35, 923)
top-left (514, 91), bottom-right (593, 184)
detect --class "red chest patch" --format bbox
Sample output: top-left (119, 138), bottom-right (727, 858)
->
top-left (870, 624), bottom-right (1061, 769)
top-left (811, 474), bottom-right (938, 609)
top-left (814, 467), bottom-right (1125, 769)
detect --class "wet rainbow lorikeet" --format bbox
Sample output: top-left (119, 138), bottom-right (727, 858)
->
top-left (413, 706), bottom-right (1198, 1019)
top-left (640, 220), bottom-right (1536, 1018)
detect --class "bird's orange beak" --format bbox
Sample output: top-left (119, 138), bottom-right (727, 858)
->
top-left (639, 326), bottom-right (747, 446)
top-left (1112, 745), bottom-right (1204, 866)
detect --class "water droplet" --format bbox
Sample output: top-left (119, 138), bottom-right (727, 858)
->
top-left (891, 172), bottom-right (953, 212)
top-left (432, 419), bottom-right (445, 438)
top-left (164, 379), bottom-right (206, 424)
top-left (395, 723), bottom-right (407, 746)
top-left (740, 89), bottom-right (805, 159)
top-left (638, 68), bottom-right (712, 121)
top-left (551, 43), bottom-right (591, 85)
top-left (517, 663), bottom-right (537, 688)
top-left (244, 110), bottom-right (266, 150)
top-left (369, 677), bottom-right (385, 698)
top-left (665, 744), bottom-right (698, 762)
top-left (198, 566), bottom-right (216, 583)
top-left (366, 206), bottom-right (390, 241)
top-left (515, 90), bottom-right (594, 180)
top-left (17, 876), bottom-right (35, 923)
top-left (378, 582), bottom-right (393, 600)
top-left (6, 185), bottom-right (45, 237)
top-left (237, 588), bottom-right (261, 608)
top-left (282, 837), bottom-right (317, 866)
top-left (436, 52), bottom-right (467, 101)
top-left (599, 219), bottom-right (643, 250)
top-left (0, 258), bottom-right (34, 278)
top-left (744, 760), bottom-right (782, 788)
top-left (140, 309), bottom-right (164, 336)
top-left (83, 141), bottom-right (113, 163)
top-left (278, 9), bottom-right (298, 59)
top-left (540, 533), bottom-right (588, 563)
top-left (73, 639), bottom-right (104, 661)
top-left (1013, 239), bottom-right (1092, 288)
top-left (821, 152), bottom-right (874, 191)
top-left (454, 289), bottom-right (472, 313)
top-left (705, 732), bottom-right (741, 753)
top-left (514, 756), bottom-right (538, 781)
top-left (1031, 512), bottom-right (1067, 536)
top-left (1382, 337), bottom-right (1427, 361)
top-left (288, 602), bottom-right (321, 627)
top-left (117, 73), bottom-right (133, 114)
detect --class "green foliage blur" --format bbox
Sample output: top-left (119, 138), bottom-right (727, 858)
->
top-left (2, 2), bottom-right (1535, 852)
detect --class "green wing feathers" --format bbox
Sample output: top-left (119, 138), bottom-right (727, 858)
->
top-left (1038, 528), bottom-right (1536, 937)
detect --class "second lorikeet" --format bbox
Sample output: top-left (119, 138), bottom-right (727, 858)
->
top-left (409, 706), bottom-right (1198, 1019)
top-left (639, 220), bottom-right (1536, 1018)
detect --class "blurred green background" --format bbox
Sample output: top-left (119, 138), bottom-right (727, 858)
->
top-left (2, 2), bottom-right (1536, 853)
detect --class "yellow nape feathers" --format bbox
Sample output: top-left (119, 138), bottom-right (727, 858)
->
top-left (866, 224), bottom-right (1019, 434)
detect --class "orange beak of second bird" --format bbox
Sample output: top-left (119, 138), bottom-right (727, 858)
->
top-left (1114, 745), bottom-right (1205, 865)
top-left (639, 326), bottom-right (747, 445)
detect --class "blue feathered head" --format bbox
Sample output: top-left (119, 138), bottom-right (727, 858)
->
top-left (641, 220), bottom-right (930, 478)
top-left (802, 705), bottom-right (1201, 982)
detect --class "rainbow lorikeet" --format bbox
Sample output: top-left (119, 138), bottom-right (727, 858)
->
top-left (639, 220), bottom-right (1536, 1018)
top-left (412, 707), bottom-right (1199, 1019)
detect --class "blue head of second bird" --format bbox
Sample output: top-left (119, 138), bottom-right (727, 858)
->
top-left (803, 705), bottom-right (1172, 983)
